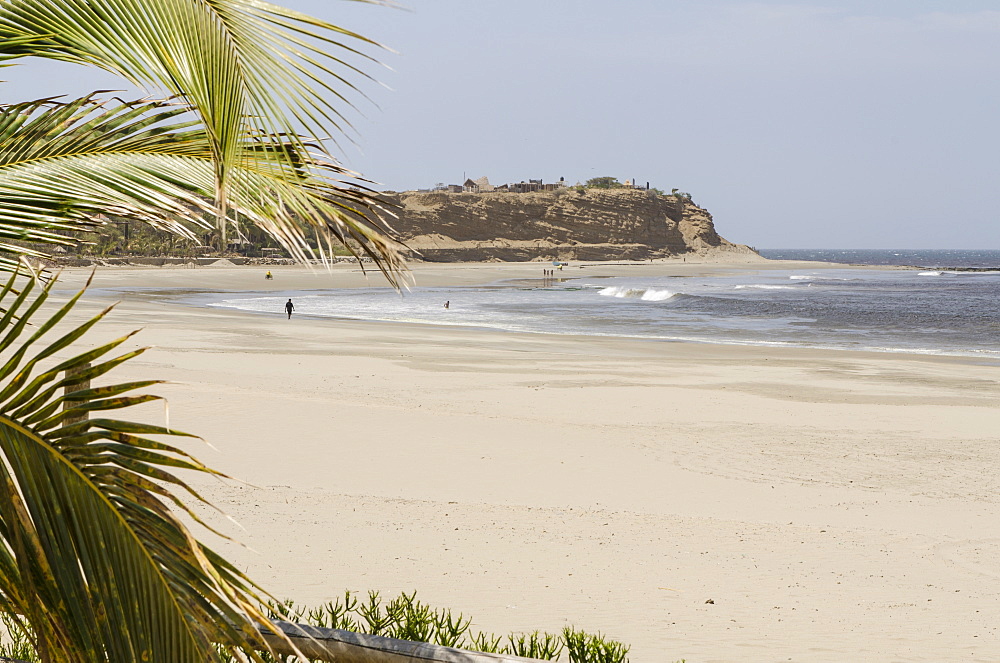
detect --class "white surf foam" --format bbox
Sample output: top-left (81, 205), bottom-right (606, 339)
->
top-left (734, 284), bottom-right (796, 290)
top-left (641, 288), bottom-right (676, 301)
top-left (598, 286), bottom-right (675, 301)
top-left (789, 275), bottom-right (851, 281)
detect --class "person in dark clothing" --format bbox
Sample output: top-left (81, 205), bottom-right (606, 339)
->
top-left (285, 299), bottom-right (294, 319)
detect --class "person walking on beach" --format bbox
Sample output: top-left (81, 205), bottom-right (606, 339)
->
top-left (285, 298), bottom-right (294, 319)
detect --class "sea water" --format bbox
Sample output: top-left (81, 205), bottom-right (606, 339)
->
top-left (203, 251), bottom-right (1000, 359)
top-left (758, 248), bottom-right (1000, 269)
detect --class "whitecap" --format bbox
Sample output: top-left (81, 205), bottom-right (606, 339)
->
top-left (598, 286), bottom-right (634, 298)
top-left (598, 286), bottom-right (675, 301)
top-left (641, 288), bottom-right (676, 301)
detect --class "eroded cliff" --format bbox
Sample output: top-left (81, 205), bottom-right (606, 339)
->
top-left (381, 188), bottom-right (757, 262)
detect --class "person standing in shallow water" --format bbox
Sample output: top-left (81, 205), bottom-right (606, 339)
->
top-left (285, 299), bottom-right (294, 319)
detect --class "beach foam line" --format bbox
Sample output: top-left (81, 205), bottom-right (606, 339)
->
top-left (734, 284), bottom-right (797, 290)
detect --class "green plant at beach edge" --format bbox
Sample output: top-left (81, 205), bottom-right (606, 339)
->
top-left (256, 590), bottom-right (631, 663)
top-left (0, 590), bottom-right (632, 663)
top-left (1, 588), bottom-right (641, 663)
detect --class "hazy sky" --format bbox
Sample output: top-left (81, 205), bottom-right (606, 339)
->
top-left (6, 1), bottom-right (1000, 248)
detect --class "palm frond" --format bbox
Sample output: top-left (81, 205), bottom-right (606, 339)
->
top-left (0, 266), bottom-right (288, 662)
top-left (0, 0), bottom-right (399, 246)
top-left (0, 96), bottom-right (406, 285)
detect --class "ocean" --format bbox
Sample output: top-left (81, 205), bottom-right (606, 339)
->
top-left (758, 248), bottom-right (1000, 269)
top-left (205, 250), bottom-right (1000, 359)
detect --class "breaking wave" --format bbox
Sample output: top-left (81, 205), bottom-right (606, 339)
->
top-left (598, 286), bottom-right (676, 301)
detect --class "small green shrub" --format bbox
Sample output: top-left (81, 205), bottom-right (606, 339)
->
top-left (508, 631), bottom-right (564, 659)
top-left (0, 614), bottom-right (36, 662)
top-left (563, 626), bottom-right (630, 663)
top-left (584, 176), bottom-right (623, 189)
top-left (262, 590), bottom-right (631, 662)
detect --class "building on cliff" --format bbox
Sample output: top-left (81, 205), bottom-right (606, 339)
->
top-left (428, 175), bottom-right (663, 195)
top-left (462, 176), bottom-right (494, 193)
top-left (433, 176), bottom-right (569, 195)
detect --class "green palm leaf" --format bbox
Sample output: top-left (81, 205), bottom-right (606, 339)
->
top-left (0, 0), bottom-right (396, 246)
top-left (0, 266), bottom-right (290, 662)
top-left (0, 95), bottom-right (405, 284)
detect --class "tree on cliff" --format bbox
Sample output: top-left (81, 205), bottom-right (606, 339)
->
top-left (0, 0), bottom-right (403, 660)
top-left (585, 176), bottom-right (624, 189)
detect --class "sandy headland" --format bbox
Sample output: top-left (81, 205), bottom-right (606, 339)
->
top-left (50, 259), bottom-right (1000, 662)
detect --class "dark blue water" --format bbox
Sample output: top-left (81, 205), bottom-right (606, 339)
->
top-left (759, 249), bottom-right (1000, 269)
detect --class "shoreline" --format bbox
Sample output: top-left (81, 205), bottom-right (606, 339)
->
top-left (46, 259), bottom-right (1000, 662)
top-left (68, 259), bottom-right (999, 364)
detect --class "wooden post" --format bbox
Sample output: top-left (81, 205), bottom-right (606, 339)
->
top-left (63, 363), bottom-right (91, 425)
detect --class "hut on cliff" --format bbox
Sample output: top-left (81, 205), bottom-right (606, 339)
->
top-left (463, 176), bottom-right (495, 193)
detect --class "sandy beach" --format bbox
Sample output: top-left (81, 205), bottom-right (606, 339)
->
top-left (50, 259), bottom-right (1000, 662)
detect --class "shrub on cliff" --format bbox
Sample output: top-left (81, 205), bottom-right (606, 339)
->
top-left (584, 176), bottom-right (625, 189)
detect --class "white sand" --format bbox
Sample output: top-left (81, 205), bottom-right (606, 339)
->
top-left (52, 260), bottom-right (1000, 662)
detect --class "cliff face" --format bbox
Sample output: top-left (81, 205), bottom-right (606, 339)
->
top-left (381, 188), bottom-right (756, 262)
